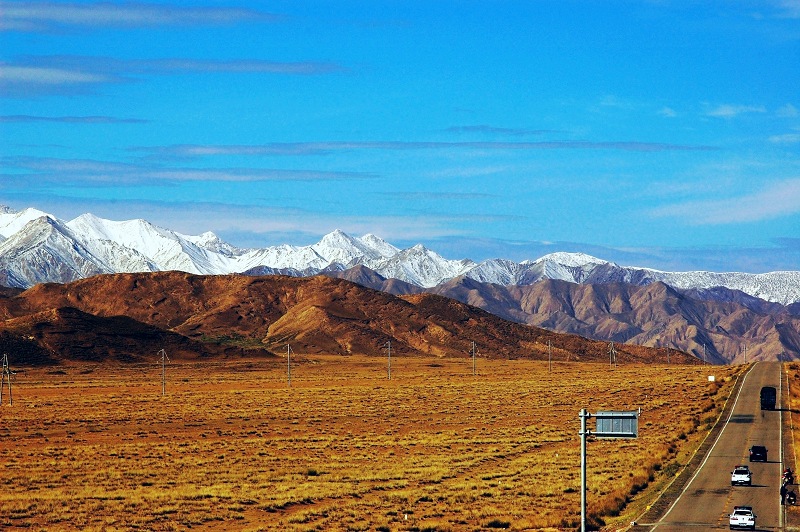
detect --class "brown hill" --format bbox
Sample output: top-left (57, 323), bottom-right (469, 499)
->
top-left (0, 306), bottom-right (230, 363)
top-left (0, 271), bottom-right (693, 365)
top-left (327, 264), bottom-right (424, 295)
top-left (427, 277), bottom-right (800, 363)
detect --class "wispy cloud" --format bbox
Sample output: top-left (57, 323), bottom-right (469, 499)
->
top-left (390, 191), bottom-right (497, 201)
top-left (0, 63), bottom-right (115, 84)
top-left (650, 178), bottom-right (800, 224)
top-left (445, 125), bottom-right (557, 136)
top-left (658, 107), bottom-right (677, 118)
top-left (0, 115), bottom-right (147, 124)
top-left (136, 140), bottom-right (717, 159)
top-left (774, 0), bottom-right (800, 19)
top-left (769, 132), bottom-right (800, 144)
top-left (0, 156), bottom-right (374, 185)
top-left (79, 57), bottom-right (344, 75)
top-left (0, 62), bottom-right (117, 96)
top-left (705, 104), bottom-right (767, 118)
top-left (0, 1), bottom-right (281, 32)
top-left (597, 95), bottom-right (635, 110)
top-left (0, 55), bottom-right (345, 96)
top-left (777, 103), bottom-right (799, 117)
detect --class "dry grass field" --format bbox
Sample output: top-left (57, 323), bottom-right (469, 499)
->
top-left (0, 356), bottom-right (738, 531)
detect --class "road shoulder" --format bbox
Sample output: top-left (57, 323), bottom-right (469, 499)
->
top-left (784, 362), bottom-right (800, 530)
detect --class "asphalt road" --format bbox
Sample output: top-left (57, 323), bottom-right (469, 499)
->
top-left (648, 362), bottom-right (784, 531)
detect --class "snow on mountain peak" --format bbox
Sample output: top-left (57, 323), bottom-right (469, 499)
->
top-left (358, 233), bottom-right (399, 258)
top-left (1, 205), bottom-right (799, 304)
top-left (312, 229), bottom-right (399, 265)
top-left (185, 230), bottom-right (223, 247)
top-left (0, 207), bottom-right (55, 238)
top-left (535, 252), bottom-right (609, 268)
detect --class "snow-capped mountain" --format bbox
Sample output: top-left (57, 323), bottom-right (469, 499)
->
top-left (0, 215), bottom-right (106, 287)
top-left (0, 207), bottom-right (55, 238)
top-left (370, 244), bottom-right (477, 287)
top-left (1, 205), bottom-right (799, 305)
top-left (311, 229), bottom-right (399, 267)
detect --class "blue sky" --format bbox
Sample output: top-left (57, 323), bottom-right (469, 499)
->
top-left (1, 1), bottom-right (799, 273)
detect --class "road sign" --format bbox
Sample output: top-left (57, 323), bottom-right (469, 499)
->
top-left (594, 410), bottom-right (638, 438)
top-left (579, 409), bottom-right (640, 531)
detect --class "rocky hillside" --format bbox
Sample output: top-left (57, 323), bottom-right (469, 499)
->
top-left (426, 276), bottom-right (800, 364)
top-left (322, 267), bottom-right (800, 363)
top-left (0, 271), bottom-right (693, 366)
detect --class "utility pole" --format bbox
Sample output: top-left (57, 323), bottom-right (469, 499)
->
top-left (1, 353), bottom-right (12, 406)
top-left (471, 341), bottom-right (476, 376)
top-left (287, 344), bottom-right (290, 386)
top-left (385, 340), bottom-right (391, 380)
top-left (548, 340), bottom-right (552, 372)
top-left (609, 342), bottom-right (617, 369)
top-left (158, 349), bottom-right (169, 397)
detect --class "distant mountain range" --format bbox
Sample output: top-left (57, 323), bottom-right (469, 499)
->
top-left (0, 270), bottom-right (694, 366)
top-left (2, 205), bottom-right (799, 363)
top-left (2, 206), bottom-right (799, 304)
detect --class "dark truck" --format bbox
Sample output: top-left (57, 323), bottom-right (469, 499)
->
top-left (760, 386), bottom-right (777, 410)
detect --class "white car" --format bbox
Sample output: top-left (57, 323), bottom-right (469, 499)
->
top-left (729, 506), bottom-right (756, 530)
top-left (731, 465), bottom-right (752, 486)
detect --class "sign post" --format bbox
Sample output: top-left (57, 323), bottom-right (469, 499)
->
top-left (579, 409), bottom-right (589, 531)
top-left (579, 409), bottom-right (639, 531)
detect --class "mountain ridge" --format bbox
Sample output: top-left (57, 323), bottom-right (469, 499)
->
top-left (2, 205), bottom-right (799, 362)
top-left (1, 205), bottom-right (798, 305)
top-left (0, 270), bottom-right (694, 366)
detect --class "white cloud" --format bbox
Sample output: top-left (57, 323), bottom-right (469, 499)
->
top-left (650, 178), bottom-right (800, 224)
top-left (705, 104), bottom-right (767, 118)
top-left (777, 103), bottom-right (799, 117)
top-left (658, 107), bottom-right (677, 118)
top-left (769, 133), bottom-right (800, 144)
top-left (0, 156), bottom-right (373, 184)
top-left (775, 0), bottom-right (800, 18)
top-left (0, 2), bottom-right (278, 31)
top-left (0, 65), bottom-right (111, 85)
top-left (0, 56), bottom-right (344, 97)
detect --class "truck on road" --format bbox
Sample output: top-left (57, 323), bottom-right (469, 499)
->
top-left (760, 386), bottom-right (777, 410)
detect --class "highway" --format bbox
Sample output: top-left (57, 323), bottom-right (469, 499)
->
top-left (648, 361), bottom-right (784, 531)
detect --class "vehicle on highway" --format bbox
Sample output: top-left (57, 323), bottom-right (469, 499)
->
top-left (731, 465), bottom-right (752, 486)
top-left (729, 505), bottom-right (757, 530)
top-left (760, 386), bottom-right (777, 410)
top-left (749, 445), bottom-right (768, 462)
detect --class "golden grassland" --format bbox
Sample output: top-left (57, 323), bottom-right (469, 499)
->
top-left (0, 356), bottom-right (739, 531)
